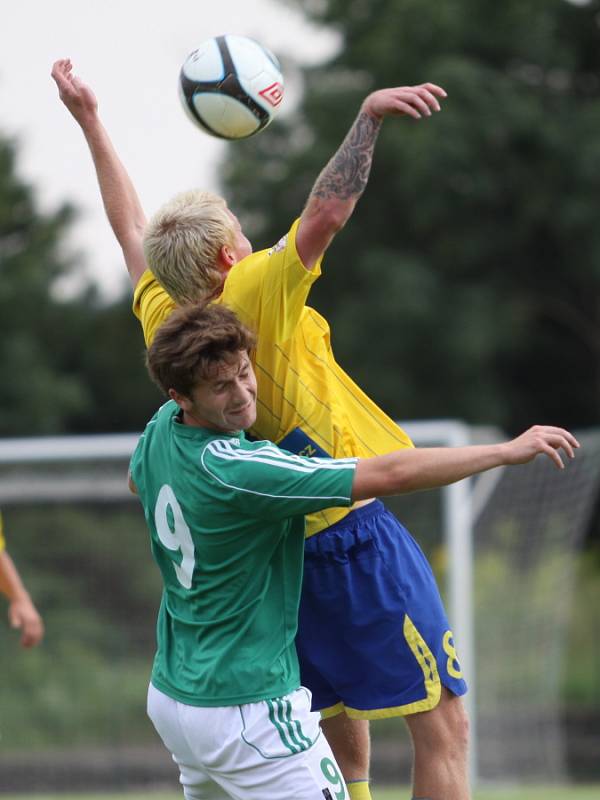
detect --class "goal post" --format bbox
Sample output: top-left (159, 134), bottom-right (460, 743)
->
top-left (0, 422), bottom-right (484, 781)
top-left (0, 422), bottom-right (510, 788)
top-left (1, 422), bottom-right (599, 788)
top-left (402, 419), bottom-right (501, 785)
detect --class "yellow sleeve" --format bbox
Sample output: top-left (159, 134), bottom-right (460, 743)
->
top-left (219, 218), bottom-right (321, 344)
top-left (132, 271), bottom-right (176, 347)
top-left (0, 512), bottom-right (5, 552)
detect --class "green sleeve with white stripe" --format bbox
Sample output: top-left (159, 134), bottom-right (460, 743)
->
top-left (199, 438), bottom-right (356, 521)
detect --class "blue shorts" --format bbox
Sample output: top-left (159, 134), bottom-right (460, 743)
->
top-left (296, 500), bottom-right (468, 719)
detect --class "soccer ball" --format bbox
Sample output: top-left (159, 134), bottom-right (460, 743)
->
top-left (178, 35), bottom-right (284, 140)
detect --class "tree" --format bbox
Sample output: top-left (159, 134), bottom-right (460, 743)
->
top-left (222, 0), bottom-right (600, 432)
top-left (0, 134), bottom-right (160, 436)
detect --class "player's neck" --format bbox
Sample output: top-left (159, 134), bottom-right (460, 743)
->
top-left (180, 409), bottom-right (240, 435)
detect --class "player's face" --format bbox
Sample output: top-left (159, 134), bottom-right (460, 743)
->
top-left (179, 351), bottom-right (257, 433)
top-left (227, 210), bottom-right (252, 262)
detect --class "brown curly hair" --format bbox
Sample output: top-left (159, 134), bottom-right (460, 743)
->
top-left (146, 303), bottom-right (256, 397)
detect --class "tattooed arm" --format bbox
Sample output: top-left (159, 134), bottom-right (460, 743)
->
top-left (296, 83), bottom-right (447, 270)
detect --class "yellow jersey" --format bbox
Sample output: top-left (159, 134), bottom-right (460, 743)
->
top-left (0, 512), bottom-right (5, 553)
top-left (133, 218), bottom-right (413, 536)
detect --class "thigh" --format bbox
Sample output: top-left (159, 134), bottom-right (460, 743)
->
top-left (150, 684), bottom-right (348, 800)
top-left (147, 683), bottom-right (233, 800)
top-left (221, 688), bottom-right (349, 800)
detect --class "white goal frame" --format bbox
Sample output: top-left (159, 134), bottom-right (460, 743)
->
top-left (0, 419), bottom-right (491, 783)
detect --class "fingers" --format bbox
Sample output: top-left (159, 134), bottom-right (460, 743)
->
top-left (392, 99), bottom-right (426, 120)
top-left (8, 603), bottom-right (44, 647)
top-left (21, 627), bottom-right (35, 648)
top-left (386, 84), bottom-right (447, 119)
top-left (364, 82), bottom-right (448, 120)
top-left (8, 606), bottom-right (21, 630)
top-left (531, 425), bottom-right (580, 469)
top-left (51, 57), bottom-right (72, 83)
top-left (537, 425), bottom-right (580, 450)
top-left (421, 82), bottom-right (447, 98)
top-left (508, 425), bottom-right (580, 470)
top-left (534, 426), bottom-right (579, 456)
top-left (540, 441), bottom-right (566, 470)
top-left (411, 83), bottom-right (446, 113)
top-left (21, 618), bottom-right (44, 648)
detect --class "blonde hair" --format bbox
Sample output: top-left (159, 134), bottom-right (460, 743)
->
top-left (142, 190), bottom-right (235, 305)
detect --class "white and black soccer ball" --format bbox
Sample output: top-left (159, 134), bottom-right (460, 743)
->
top-left (178, 35), bottom-right (284, 140)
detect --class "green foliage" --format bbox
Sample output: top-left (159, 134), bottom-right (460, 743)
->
top-left (0, 137), bottom-right (86, 433)
top-left (226, 0), bottom-right (600, 432)
top-left (562, 545), bottom-right (600, 706)
top-left (0, 505), bottom-right (161, 749)
top-left (0, 135), bottom-right (162, 435)
top-left (0, 0), bottom-right (599, 757)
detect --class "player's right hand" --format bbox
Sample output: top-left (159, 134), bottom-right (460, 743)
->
top-left (362, 83), bottom-right (447, 121)
top-left (501, 425), bottom-right (580, 469)
top-left (51, 58), bottom-right (98, 124)
top-left (9, 597), bottom-right (45, 648)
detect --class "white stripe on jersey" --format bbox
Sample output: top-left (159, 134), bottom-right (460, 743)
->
top-left (200, 439), bottom-right (355, 503)
top-left (208, 440), bottom-right (357, 474)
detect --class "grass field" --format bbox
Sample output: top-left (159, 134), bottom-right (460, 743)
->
top-left (4, 787), bottom-right (600, 800)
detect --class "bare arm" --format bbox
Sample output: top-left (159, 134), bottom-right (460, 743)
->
top-left (351, 425), bottom-right (580, 502)
top-left (51, 58), bottom-right (148, 286)
top-left (0, 550), bottom-right (44, 648)
top-left (296, 83), bottom-right (447, 270)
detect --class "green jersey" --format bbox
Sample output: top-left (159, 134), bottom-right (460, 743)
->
top-left (130, 400), bottom-right (356, 707)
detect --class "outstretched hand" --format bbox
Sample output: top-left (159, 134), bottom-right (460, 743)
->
top-left (51, 58), bottom-right (98, 125)
top-left (502, 425), bottom-right (580, 470)
top-left (362, 83), bottom-right (447, 121)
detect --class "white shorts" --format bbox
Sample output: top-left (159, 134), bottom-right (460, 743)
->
top-left (147, 683), bottom-right (348, 800)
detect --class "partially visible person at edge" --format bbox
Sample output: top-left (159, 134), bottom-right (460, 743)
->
top-left (0, 511), bottom-right (44, 648)
top-left (131, 302), bottom-right (578, 800)
top-left (55, 55), bottom-right (481, 799)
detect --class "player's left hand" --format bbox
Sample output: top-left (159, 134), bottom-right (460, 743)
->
top-left (9, 597), bottom-right (45, 648)
top-left (51, 58), bottom-right (99, 126)
top-left (501, 425), bottom-right (580, 470)
top-left (362, 84), bottom-right (447, 121)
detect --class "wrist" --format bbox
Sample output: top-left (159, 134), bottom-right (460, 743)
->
top-left (78, 109), bottom-right (102, 135)
top-left (495, 441), bottom-right (511, 466)
top-left (361, 99), bottom-right (383, 123)
top-left (9, 589), bottom-right (32, 604)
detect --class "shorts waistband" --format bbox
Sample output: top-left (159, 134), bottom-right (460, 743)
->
top-left (327, 498), bottom-right (386, 530)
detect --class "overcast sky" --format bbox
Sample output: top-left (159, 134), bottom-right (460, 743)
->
top-left (0, 0), bottom-right (337, 299)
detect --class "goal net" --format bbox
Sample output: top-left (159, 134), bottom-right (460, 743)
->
top-left (0, 424), bottom-right (598, 790)
top-left (471, 429), bottom-right (600, 782)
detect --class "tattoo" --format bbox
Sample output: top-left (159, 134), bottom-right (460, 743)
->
top-left (311, 111), bottom-right (382, 201)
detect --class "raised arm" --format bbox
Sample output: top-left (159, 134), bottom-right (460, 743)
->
top-left (296, 83), bottom-right (447, 270)
top-left (51, 58), bottom-right (148, 287)
top-left (351, 425), bottom-right (580, 502)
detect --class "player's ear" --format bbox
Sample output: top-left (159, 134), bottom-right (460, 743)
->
top-left (169, 388), bottom-right (192, 410)
top-left (218, 244), bottom-right (236, 271)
